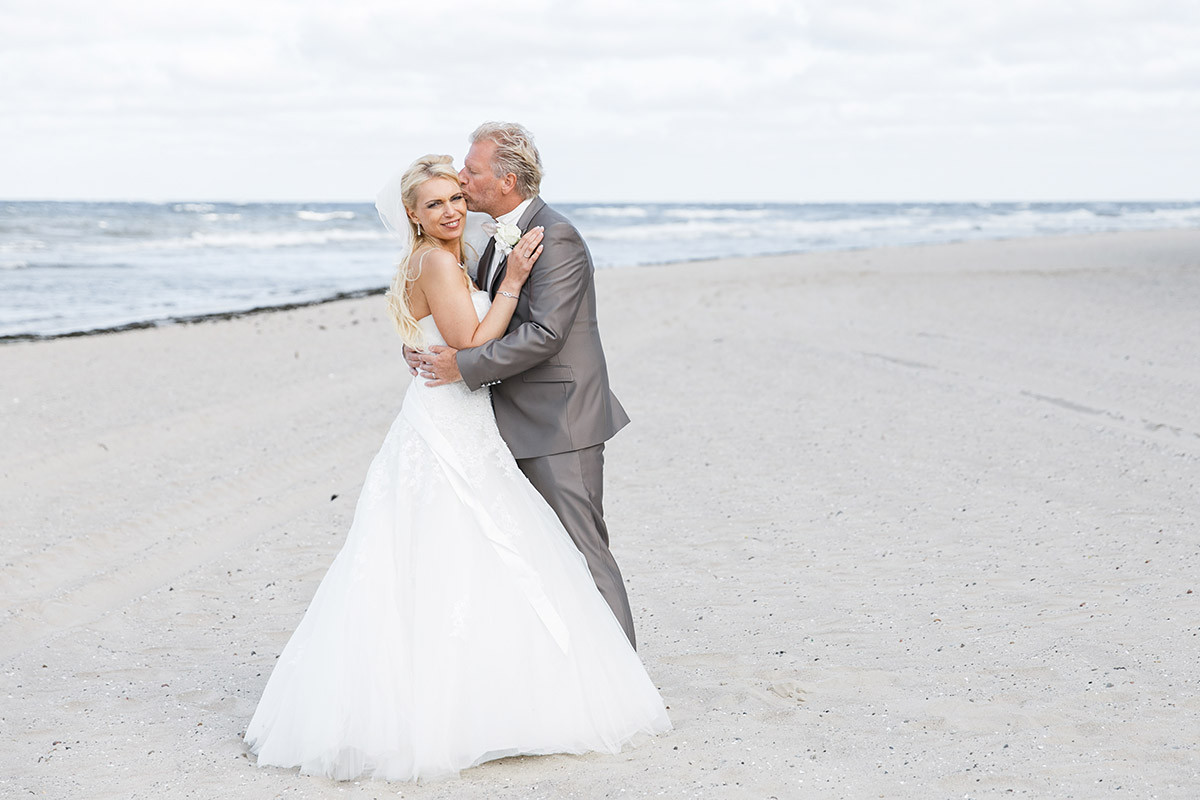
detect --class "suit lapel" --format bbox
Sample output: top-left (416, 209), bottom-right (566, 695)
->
top-left (485, 198), bottom-right (547, 298)
top-left (489, 253), bottom-right (508, 298)
top-left (477, 237), bottom-right (496, 292)
top-left (517, 197), bottom-right (545, 230)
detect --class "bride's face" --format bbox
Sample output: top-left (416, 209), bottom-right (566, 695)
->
top-left (409, 177), bottom-right (467, 243)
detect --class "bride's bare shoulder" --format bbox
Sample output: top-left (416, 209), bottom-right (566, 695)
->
top-left (409, 246), bottom-right (453, 270)
top-left (411, 246), bottom-right (463, 278)
top-left (412, 247), bottom-right (471, 305)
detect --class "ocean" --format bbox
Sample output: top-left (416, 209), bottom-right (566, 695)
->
top-left (2, 200), bottom-right (1198, 339)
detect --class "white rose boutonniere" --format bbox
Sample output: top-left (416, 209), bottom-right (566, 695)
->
top-left (494, 222), bottom-right (522, 256)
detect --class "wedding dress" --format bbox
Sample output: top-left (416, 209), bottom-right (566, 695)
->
top-left (244, 291), bottom-right (670, 781)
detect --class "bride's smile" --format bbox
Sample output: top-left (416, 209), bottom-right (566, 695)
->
top-left (408, 176), bottom-right (467, 243)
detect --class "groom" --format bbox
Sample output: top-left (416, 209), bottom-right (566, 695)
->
top-left (413, 122), bottom-right (638, 647)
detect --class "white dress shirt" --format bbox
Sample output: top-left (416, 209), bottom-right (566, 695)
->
top-left (484, 196), bottom-right (536, 291)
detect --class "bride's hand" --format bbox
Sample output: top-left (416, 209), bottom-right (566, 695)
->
top-left (402, 344), bottom-right (423, 376)
top-left (500, 227), bottom-right (544, 289)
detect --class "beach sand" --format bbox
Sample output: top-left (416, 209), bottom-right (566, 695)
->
top-left (2, 229), bottom-right (1198, 798)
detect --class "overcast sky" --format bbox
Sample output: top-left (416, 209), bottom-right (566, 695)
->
top-left (2, 0), bottom-right (1198, 202)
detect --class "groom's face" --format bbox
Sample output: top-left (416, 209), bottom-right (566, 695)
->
top-left (459, 139), bottom-right (507, 217)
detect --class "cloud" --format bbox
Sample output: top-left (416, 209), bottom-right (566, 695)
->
top-left (1, 0), bottom-right (1196, 200)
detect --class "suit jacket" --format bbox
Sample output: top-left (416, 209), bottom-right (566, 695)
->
top-left (457, 197), bottom-right (629, 459)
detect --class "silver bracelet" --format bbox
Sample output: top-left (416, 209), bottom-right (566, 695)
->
top-left (497, 290), bottom-right (519, 300)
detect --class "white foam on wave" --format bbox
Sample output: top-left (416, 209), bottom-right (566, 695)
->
top-left (202, 212), bottom-right (243, 222)
top-left (588, 212), bottom-right (920, 242)
top-left (177, 228), bottom-right (385, 249)
top-left (173, 203), bottom-right (216, 213)
top-left (297, 210), bottom-right (356, 222)
top-left (945, 205), bottom-right (1195, 242)
top-left (74, 228), bottom-right (391, 254)
top-left (588, 220), bottom-right (748, 240)
top-left (662, 207), bottom-right (771, 221)
top-left (576, 206), bottom-right (650, 218)
top-left (0, 239), bottom-right (47, 253)
top-left (795, 215), bottom-right (922, 236)
top-left (1113, 206), bottom-right (1200, 227)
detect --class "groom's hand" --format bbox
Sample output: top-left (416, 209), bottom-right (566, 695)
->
top-left (417, 345), bottom-right (461, 386)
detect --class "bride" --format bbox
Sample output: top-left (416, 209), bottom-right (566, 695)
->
top-left (243, 154), bottom-right (671, 782)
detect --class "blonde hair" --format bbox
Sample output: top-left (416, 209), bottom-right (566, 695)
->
top-left (470, 121), bottom-right (543, 198)
top-left (384, 154), bottom-right (467, 348)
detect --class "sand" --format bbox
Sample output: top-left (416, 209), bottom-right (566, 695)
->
top-left (2, 229), bottom-right (1199, 799)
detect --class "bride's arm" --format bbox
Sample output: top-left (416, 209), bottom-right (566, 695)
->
top-left (419, 232), bottom-right (542, 350)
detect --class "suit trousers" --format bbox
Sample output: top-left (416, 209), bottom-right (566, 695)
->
top-left (516, 443), bottom-right (637, 649)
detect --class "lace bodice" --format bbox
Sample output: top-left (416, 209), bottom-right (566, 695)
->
top-left (404, 291), bottom-right (509, 481)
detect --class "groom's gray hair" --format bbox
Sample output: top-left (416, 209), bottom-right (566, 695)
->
top-left (470, 122), bottom-right (543, 199)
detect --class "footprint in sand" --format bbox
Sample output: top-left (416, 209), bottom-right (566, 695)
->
top-left (768, 679), bottom-right (807, 703)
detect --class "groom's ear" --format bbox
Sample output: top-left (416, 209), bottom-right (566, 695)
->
top-left (500, 172), bottom-right (519, 195)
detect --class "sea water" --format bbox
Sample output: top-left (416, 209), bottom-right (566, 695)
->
top-left (2, 200), bottom-right (1198, 338)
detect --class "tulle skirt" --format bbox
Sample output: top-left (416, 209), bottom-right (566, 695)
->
top-left (244, 384), bottom-right (670, 781)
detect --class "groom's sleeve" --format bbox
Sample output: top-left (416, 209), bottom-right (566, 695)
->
top-left (457, 220), bottom-right (589, 390)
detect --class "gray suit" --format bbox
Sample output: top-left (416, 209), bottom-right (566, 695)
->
top-left (457, 197), bottom-right (636, 646)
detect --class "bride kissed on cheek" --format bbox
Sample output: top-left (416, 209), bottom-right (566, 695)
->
top-left (242, 153), bottom-right (671, 783)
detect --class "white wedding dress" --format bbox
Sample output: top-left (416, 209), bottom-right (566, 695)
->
top-left (244, 292), bottom-right (670, 781)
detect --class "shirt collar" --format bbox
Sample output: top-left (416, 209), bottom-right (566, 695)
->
top-left (495, 196), bottom-right (536, 227)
